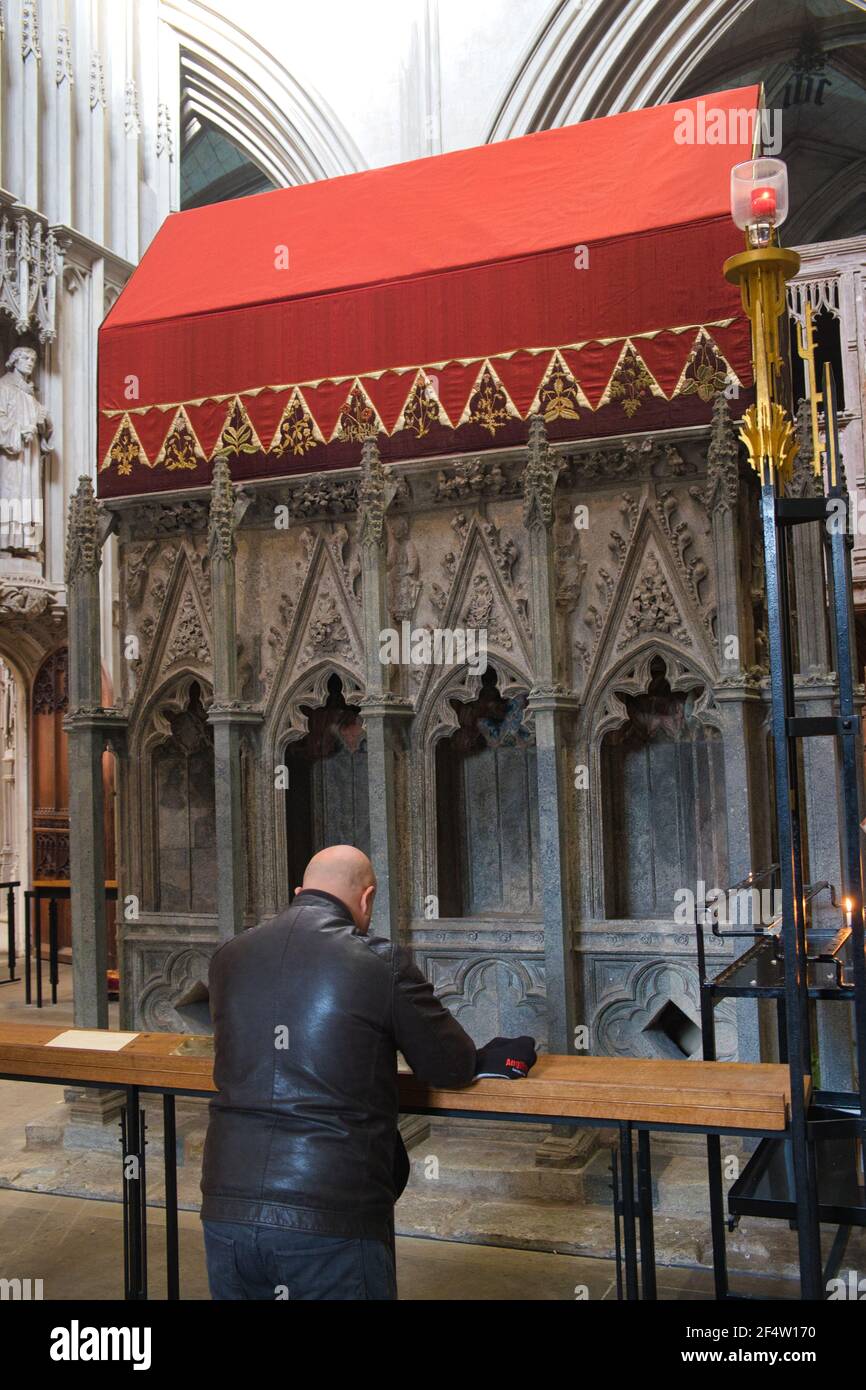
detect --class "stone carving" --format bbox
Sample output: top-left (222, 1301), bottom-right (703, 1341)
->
top-left (523, 415), bottom-right (561, 530)
top-left (569, 438), bottom-right (690, 485)
top-left (124, 541), bottom-right (158, 608)
top-left (291, 475), bottom-right (358, 518)
top-left (0, 213), bottom-right (57, 340)
top-left (55, 25), bottom-right (73, 84)
top-left (262, 591), bottom-right (296, 693)
top-left (790, 397), bottom-right (820, 498)
top-left (426, 955), bottom-right (547, 1050)
top-left (430, 511), bottom-right (528, 645)
top-left (655, 488), bottom-right (710, 613)
top-left (208, 456), bottom-right (236, 561)
top-left (387, 515), bottom-right (421, 621)
top-left (123, 497), bottom-right (209, 536)
top-left (139, 947), bottom-right (216, 1033)
top-left (575, 493), bottom-right (637, 677)
top-left (330, 521), bottom-right (361, 602)
top-left (89, 52), bottom-right (106, 110)
top-left (698, 392), bottom-right (739, 514)
top-left (124, 78), bottom-right (142, 138)
top-left (65, 475), bottom-right (101, 583)
top-left (156, 102), bottom-right (174, 161)
top-left (617, 553), bottom-right (690, 649)
top-left (0, 346), bottom-right (51, 552)
top-left (21, 0), bottom-right (40, 60)
top-left (434, 457), bottom-right (515, 501)
top-left (358, 438), bottom-right (387, 549)
top-left (554, 506), bottom-right (585, 612)
top-left (163, 589), bottom-right (211, 670)
top-left (593, 958), bottom-right (735, 1062)
top-left (302, 584), bottom-right (355, 664)
top-left (463, 573), bottom-right (513, 650)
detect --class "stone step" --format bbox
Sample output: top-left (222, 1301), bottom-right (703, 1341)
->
top-left (406, 1135), bottom-right (589, 1203)
top-left (582, 1148), bottom-right (728, 1216)
top-left (395, 1187), bottom-right (866, 1284)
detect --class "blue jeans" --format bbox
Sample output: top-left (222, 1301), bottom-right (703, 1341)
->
top-left (202, 1220), bottom-right (398, 1301)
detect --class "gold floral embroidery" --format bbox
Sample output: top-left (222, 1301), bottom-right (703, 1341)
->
top-left (106, 415), bottom-right (145, 474)
top-left (608, 345), bottom-right (655, 418)
top-left (271, 390), bottom-right (319, 456)
top-left (468, 365), bottom-right (511, 436)
top-left (161, 411), bottom-right (202, 470)
top-left (680, 336), bottom-right (730, 402)
top-left (400, 374), bottom-right (441, 438)
top-left (538, 354), bottom-right (581, 423)
top-left (335, 383), bottom-right (379, 443)
top-left (213, 398), bottom-right (260, 457)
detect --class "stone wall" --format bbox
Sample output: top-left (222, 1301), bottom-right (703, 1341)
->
top-left (97, 403), bottom-right (837, 1065)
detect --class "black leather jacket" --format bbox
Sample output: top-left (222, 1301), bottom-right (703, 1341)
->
top-left (200, 889), bottom-right (477, 1239)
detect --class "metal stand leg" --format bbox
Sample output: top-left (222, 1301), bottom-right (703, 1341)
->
top-left (762, 483), bottom-right (823, 1299)
top-left (121, 1086), bottom-right (147, 1300)
top-left (163, 1094), bottom-right (179, 1300)
top-left (618, 1121), bottom-right (640, 1301)
top-left (637, 1129), bottom-right (657, 1300)
top-left (48, 897), bottom-right (58, 1006)
top-left (23, 893), bottom-right (31, 1004)
top-left (34, 900), bottom-right (42, 1009)
top-left (706, 1134), bottom-right (729, 1299)
top-left (0, 883), bottom-right (18, 985)
top-left (611, 1150), bottom-right (624, 1302)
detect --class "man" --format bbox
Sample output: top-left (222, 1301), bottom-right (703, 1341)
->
top-left (200, 845), bottom-right (477, 1300)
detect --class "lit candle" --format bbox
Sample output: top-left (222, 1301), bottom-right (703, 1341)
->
top-left (751, 186), bottom-right (776, 219)
top-left (843, 896), bottom-right (853, 928)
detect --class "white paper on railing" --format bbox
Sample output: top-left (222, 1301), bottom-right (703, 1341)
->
top-left (46, 1030), bottom-right (139, 1051)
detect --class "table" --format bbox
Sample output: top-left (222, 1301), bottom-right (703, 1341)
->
top-left (0, 1024), bottom-right (802, 1301)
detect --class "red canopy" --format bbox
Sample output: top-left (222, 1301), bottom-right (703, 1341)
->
top-left (97, 86), bottom-right (759, 497)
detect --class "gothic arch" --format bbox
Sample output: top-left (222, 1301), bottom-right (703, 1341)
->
top-left (410, 656), bottom-right (535, 920)
top-left (263, 660), bottom-right (366, 914)
top-left (128, 670), bottom-right (215, 915)
top-left (487, 0), bottom-right (755, 139)
top-left (582, 642), bottom-right (724, 920)
top-left (161, 0), bottom-right (364, 187)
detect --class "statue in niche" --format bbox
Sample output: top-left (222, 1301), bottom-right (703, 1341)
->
top-left (387, 515), bottom-right (421, 621)
top-left (0, 346), bottom-right (52, 554)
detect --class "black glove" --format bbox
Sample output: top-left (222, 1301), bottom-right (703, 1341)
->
top-left (474, 1035), bottom-right (537, 1080)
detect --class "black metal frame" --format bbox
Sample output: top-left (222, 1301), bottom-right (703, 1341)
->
top-left (19, 883), bottom-right (118, 1008)
top-left (0, 1062), bottom-right (791, 1302)
top-left (696, 365), bottom-right (866, 1300)
top-left (0, 881), bottom-right (19, 985)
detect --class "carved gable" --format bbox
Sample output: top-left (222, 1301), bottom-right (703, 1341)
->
top-left (265, 529), bottom-right (364, 711)
top-left (129, 541), bottom-right (213, 716)
top-left (576, 495), bottom-right (716, 689)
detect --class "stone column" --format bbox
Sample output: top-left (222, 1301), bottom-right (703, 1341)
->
top-left (523, 417), bottom-right (577, 1055)
top-left (703, 395), bottom-right (767, 1063)
top-left (357, 440), bottom-right (412, 941)
top-left (789, 401), bottom-right (855, 1088)
top-left (65, 476), bottom-right (111, 1027)
top-left (207, 458), bottom-right (257, 943)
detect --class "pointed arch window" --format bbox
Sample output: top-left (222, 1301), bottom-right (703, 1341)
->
top-left (601, 657), bottom-right (727, 919)
top-left (435, 666), bottom-right (540, 918)
top-left (283, 673), bottom-right (369, 897)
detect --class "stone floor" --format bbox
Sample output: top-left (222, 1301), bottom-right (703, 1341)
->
top-left (0, 957), bottom-right (856, 1301)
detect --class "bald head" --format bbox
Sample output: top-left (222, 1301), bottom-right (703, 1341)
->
top-left (299, 846), bottom-right (377, 932)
